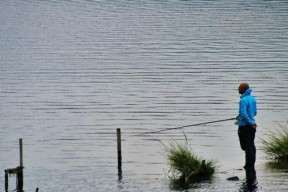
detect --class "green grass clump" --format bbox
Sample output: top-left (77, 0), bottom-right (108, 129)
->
top-left (163, 136), bottom-right (217, 183)
top-left (261, 123), bottom-right (288, 161)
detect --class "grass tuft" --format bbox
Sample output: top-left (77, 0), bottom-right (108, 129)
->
top-left (162, 134), bottom-right (217, 183)
top-left (261, 123), bottom-right (288, 161)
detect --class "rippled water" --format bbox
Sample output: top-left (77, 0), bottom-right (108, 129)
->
top-left (1, 0), bottom-right (288, 191)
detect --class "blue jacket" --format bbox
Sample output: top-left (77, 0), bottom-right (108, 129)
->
top-left (238, 88), bottom-right (257, 126)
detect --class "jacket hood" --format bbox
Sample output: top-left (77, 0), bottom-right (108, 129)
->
top-left (241, 88), bottom-right (252, 98)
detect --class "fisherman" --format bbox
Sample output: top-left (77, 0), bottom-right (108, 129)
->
top-left (236, 82), bottom-right (257, 170)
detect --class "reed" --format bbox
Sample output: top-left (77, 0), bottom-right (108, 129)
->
top-left (261, 123), bottom-right (288, 161)
top-left (162, 134), bottom-right (217, 183)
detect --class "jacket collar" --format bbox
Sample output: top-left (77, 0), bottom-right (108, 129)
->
top-left (241, 88), bottom-right (252, 98)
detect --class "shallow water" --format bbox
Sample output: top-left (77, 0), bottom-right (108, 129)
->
top-left (1, 0), bottom-right (288, 191)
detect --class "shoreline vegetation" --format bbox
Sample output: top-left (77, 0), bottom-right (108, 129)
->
top-left (162, 133), bottom-right (217, 186)
top-left (162, 122), bottom-right (288, 189)
top-left (261, 123), bottom-right (288, 162)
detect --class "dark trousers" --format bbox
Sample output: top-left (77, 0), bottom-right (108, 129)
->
top-left (238, 125), bottom-right (256, 168)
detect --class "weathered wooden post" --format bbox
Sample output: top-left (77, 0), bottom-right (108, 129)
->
top-left (5, 170), bottom-right (8, 192)
top-left (117, 128), bottom-right (122, 176)
top-left (17, 138), bottom-right (24, 191)
top-left (4, 138), bottom-right (24, 192)
top-left (19, 138), bottom-right (23, 168)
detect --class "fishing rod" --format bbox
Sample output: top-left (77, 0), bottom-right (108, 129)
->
top-left (136, 117), bottom-right (236, 136)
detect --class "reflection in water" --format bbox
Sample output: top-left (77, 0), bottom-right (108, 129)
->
top-left (169, 176), bottom-right (212, 191)
top-left (239, 167), bottom-right (258, 192)
top-left (117, 177), bottom-right (124, 191)
top-left (265, 160), bottom-right (288, 170)
top-left (169, 179), bottom-right (200, 191)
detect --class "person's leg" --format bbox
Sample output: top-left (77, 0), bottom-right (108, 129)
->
top-left (238, 126), bottom-right (248, 151)
top-left (238, 126), bottom-right (256, 168)
top-left (246, 127), bottom-right (256, 168)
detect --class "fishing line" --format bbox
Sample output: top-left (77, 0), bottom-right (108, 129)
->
top-left (133, 117), bottom-right (236, 136)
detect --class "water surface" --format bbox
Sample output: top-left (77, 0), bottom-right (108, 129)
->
top-left (1, 0), bottom-right (288, 191)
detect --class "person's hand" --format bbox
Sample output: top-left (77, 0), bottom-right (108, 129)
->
top-left (253, 124), bottom-right (257, 129)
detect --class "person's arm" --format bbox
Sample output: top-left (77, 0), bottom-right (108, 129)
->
top-left (253, 100), bottom-right (257, 128)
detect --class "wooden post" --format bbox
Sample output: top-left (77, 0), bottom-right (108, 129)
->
top-left (4, 139), bottom-right (24, 192)
top-left (18, 138), bottom-right (24, 191)
top-left (19, 138), bottom-right (23, 168)
top-left (5, 170), bottom-right (8, 192)
top-left (117, 128), bottom-right (122, 176)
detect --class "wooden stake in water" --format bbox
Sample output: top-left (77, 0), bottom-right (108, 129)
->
top-left (5, 170), bottom-right (8, 191)
top-left (4, 138), bottom-right (24, 192)
top-left (19, 138), bottom-right (23, 168)
top-left (117, 128), bottom-right (122, 176)
top-left (18, 138), bottom-right (24, 191)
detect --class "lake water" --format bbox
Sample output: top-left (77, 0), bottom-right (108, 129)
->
top-left (1, 0), bottom-right (288, 191)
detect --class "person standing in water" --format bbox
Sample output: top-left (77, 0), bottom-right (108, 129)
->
top-left (237, 82), bottom-right (257, 169)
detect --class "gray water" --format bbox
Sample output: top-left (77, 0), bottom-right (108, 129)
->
top-left (1, 0), bottom-right (288, 191)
